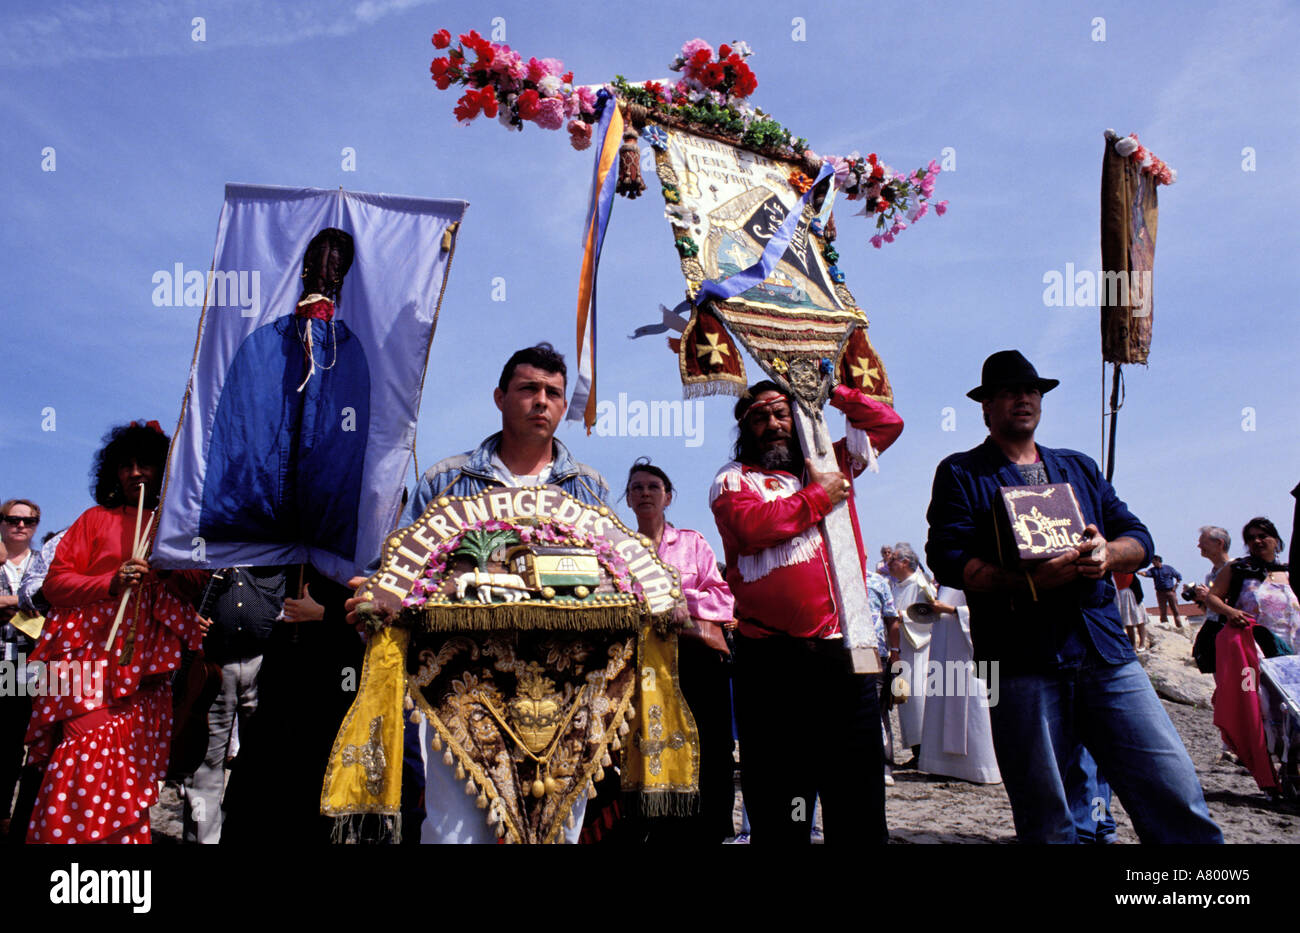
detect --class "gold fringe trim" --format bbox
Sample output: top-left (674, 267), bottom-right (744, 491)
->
top-left (631, 790), bottom-right (700, 819)
top-left (682, 378), bottom-right (746, 400)
top-left (330, 813), bottom-right (403, 845)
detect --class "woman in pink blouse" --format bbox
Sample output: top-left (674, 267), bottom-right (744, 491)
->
top-left (626, 458), bottom-right (737, 842)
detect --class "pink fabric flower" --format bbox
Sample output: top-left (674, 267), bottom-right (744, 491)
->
top-left (534, 97), bottom-right (566, 130)
top-left (680, 38), bottom-right (713, 61)
top-left (934, 200), bottom-right (948, 216)
top-left (574, 85), bottom-right (597, 115)
top-left (882, 231), bottom-right (895, 244)
top-left (537, 57), bottom-right (565, 77)
top-left (568, 119), bottom-right (593, 150)
top-left (870, 234), bottom-right (884, 249)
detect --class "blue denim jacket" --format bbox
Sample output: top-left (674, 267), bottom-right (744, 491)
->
top-left (2, 546), bottom-right (49, 655)
top-left (397, 432), bottom-right (611, 530)
top-left (925, 438), bottom-right (1152, 673)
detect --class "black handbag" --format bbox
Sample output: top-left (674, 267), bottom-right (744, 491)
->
top-left (1192, 618), bottom-right (1223, 674)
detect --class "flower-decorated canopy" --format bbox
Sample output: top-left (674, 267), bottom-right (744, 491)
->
top-left (429, 31), bottom-right (948, 424)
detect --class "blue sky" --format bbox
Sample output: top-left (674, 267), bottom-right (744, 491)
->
top-left (2, 0), bottom-right (1296, 586)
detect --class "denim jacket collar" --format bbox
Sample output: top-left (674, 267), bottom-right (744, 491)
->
top-left (462, 432), bottom-right (584, 484)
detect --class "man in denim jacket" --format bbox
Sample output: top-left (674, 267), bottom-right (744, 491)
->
top-left (395, 346), bottom-right (609, 526)
top-left (352, 343), bottom-right (610, 843)
top-left (925, 350), bottom-right (1220, 843)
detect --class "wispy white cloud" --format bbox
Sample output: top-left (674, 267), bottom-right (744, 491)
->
top-left (0, 0), bottom-right (438, 68)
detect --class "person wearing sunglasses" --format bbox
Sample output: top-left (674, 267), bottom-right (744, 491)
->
top-left (0, 499), bottom-right (47, 838)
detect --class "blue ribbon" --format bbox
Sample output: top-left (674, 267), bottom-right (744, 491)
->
top-left (694, 160), bottom-right (834, 309)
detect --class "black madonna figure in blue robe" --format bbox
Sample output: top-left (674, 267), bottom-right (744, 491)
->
top-left (199, 228), bottom-right (371, 561)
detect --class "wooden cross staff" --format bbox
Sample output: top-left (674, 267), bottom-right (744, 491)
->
top-left (793, 405), bottom-right (882, 675)
top-left (103, 484), bottom-right (156, 652)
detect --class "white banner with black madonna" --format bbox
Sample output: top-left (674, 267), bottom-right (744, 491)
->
top-left (154, 184), bottom-right (467, 584)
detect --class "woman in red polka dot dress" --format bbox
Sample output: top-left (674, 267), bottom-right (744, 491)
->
top-left (25, 422), bottom-right (206, 844)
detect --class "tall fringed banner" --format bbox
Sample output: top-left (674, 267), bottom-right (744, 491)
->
top-left (1100, 130), bottom-right (1169, 364)
top-left (1099, 130), bottom-right (1175, 479)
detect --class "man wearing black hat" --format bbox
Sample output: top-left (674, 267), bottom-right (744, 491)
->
top-left (924, 350), bottom-right (1221, 843)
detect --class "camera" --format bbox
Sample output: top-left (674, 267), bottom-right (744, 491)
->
top-left (1180, 583), bottom-right (1200, 603)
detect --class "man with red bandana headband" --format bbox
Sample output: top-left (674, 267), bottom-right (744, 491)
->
top-left (710, 380), bottom-right (902, 844)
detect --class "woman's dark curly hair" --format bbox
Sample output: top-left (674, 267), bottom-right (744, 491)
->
top-left (90, 422), bottom-right (171, 507)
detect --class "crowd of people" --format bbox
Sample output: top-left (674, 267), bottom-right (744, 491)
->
top-left (3, 344), bottom-right (1297, 844)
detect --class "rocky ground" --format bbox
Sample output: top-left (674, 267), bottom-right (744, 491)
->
top-left (149, 620), bottom-right (1298, 844)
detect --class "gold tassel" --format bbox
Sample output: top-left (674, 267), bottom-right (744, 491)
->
top-left (496, 820), bottom-right (505, 838)
top-left (403, 693), bottom-right (414, 711)
top-left (476, 793), bottom-right (488, 809)
top-left (594, 766), bottom-right (605, 782)
top-left (611, 736), bottom-right (621, 751)
top-left (486, 807), bottom-right (498, 825)
top-left (455, 762), bottom-right (466, 781)
top-left (587, 782), bottom-right (597, 799)
top-left (618, 720), bottom-right (630, 736)
top-left (464, 779), bottom-right (476, 796)
top-left (443, 748), bottom-right (454, 766)
top-left (601, 751), bottom-right (612, 768)
top-left (430, 732), bottom-right (441, 751)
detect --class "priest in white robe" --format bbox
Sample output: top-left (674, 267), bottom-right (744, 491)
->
top-left (887, 543), bottom-right (936, 763)
top-left (916, 587), bottom-right (1002, 784)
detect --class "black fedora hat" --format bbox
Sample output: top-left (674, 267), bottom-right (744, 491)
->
top-left (967, 350), bottom-right (1059, 402)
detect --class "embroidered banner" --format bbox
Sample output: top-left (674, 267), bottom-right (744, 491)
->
top-left (153, 184), bottom-right (468, 585)
top-left (1100, 131), bottom-right (1162, 364)
top-left (332, 486), bottom-right (698, 843)
top-left (650, 123), bottom-right (890, 407)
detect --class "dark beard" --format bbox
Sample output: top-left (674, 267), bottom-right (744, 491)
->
top-left (759, 442), bottom-right (800, 473)
top-left (737, 433), bottom-right (804, 475)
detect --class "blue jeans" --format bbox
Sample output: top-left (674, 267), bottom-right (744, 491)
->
top-left (989, 632), bottom-right (1222, 844)
top-left (1067, 745), bottom-right (1115, 843)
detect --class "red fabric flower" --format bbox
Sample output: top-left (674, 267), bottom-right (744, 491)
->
top-left (515, 88), bottom-right (540, 121)
top-left (477, 86), bottom-right (498, 119)
top-left (431, 29), bottom-right (451, 49)
top-left (562, 71), bottom-right (574, 83)
top-left (459, 30), bottom-right (489, 56)
top-left (453, 91), bottom-right (482, 123)
top-left (719, 43), bottom-right (732, 58)
top-left (526, 57), bottom-right (548, 84)
top-left (430, 57), bottom-right (454, 90)
top-left (732, 62), bottom-right (757, 96)
top-left (690, 48), bottom-right (712, 69)
top-left (701, 62), bottom-right (726, 88)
